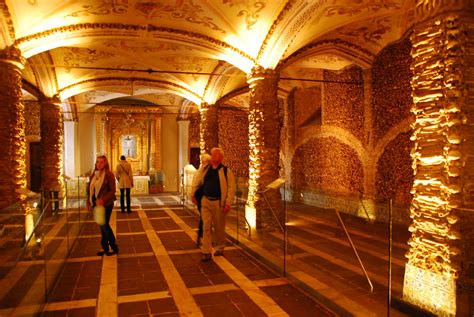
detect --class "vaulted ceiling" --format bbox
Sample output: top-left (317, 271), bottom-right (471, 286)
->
top-left (1, 0), bottom-right (414, 116)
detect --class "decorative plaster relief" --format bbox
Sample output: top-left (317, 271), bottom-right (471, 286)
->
top-left (135, 0), bottom-right (225, 33)
top-left (100, 40), bottom-right (194, 53)
top-left (223, 0), bottom-right (266, 30)
top-left (0, 1), bottom-right (16, 41)
top-left (338, 17), bottom-right (392, 44)
top-left (160, 56), bottom-right (207, 73)
top-left (324, 0), bottom-right (402, 17)
top-left (67, 0), bottom-right (129, 17)
top-left (62, 47), bottom-right (115, 72)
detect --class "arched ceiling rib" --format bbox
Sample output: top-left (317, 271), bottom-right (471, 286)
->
top-left (15, 24), bottom-right (256, 72)
top-left (58, 77), bottom-right (203, 105)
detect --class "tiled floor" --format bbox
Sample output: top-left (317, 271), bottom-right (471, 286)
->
top-left (5, 195), bottom-right (334, 316)
top-left (0, 194), bottom-right (411, 316)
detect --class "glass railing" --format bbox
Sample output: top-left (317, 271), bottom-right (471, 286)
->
top-left (0, 177), bottom-right (90, 316)
top-left (235, 182), bottom-right (409, 315)
top-left (178, 171), bottom-right (409, 314)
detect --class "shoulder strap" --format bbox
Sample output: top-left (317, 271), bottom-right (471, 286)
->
top-left (119, 164), bottom-right (130, 177)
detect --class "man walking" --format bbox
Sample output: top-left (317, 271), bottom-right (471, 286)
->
top-left (191, 147), bottom-right (235, 262)
top-left (116, 155), bottom-right (133, 213)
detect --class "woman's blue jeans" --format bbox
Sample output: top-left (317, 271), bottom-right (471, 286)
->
top-left (99, 204), bottom-right (116, 251)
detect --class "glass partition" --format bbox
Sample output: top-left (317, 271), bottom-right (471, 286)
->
top-left (177, 170), bottom-right (407, 314)
top-left (224, 178), bottom-right (409, 315)
top-left (0, 177), bottom-right (90, 316)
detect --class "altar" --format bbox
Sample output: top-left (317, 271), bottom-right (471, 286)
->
top-left (66, 175), bottom-right (150, 198)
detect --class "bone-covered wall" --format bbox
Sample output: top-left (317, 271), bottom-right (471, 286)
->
top-left (372, 38), bottom-right (413, 142)
top-left (218, 108), bottom-right (249, 178)
top-left (375, 131), bottom-right (414, 208)
top-left (323, 66), bottom-right (365, 142)
top-left (188, 112), bottom-right (200, 148)
top-left (372, 38), bottom-right (414, 206)
top-left (291, 137), bottom-right (363, 196)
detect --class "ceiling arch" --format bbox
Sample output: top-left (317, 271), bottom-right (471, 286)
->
top-left (15, 23), bottom-right (256, 72)
top-left (58, 77), bottom-right (203, 105)
top-left (278, 39), bottom-right (375, 71)
top-left (1, 0), bottom-right (415, 113)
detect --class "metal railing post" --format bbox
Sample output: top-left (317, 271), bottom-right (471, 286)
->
top-left (335, 209), bottom-right (374, 293)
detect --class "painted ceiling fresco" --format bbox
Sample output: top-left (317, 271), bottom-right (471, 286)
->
top-left (1, 0), bottom-right (413, 114)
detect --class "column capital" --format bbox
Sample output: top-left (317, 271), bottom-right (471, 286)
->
top-left (247, 66), bottom-right (279, 86)
top-left (414, 0), bottom-right (473, 23)
top-left (40, 94), bottom-right (61, 106)
top-left (0, 45), bottom-right (25, 69)
top-left (199, 102), bottom-right (211, 112)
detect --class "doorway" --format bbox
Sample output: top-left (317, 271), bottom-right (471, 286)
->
top-left (30, 142), bottom-right (42, 193)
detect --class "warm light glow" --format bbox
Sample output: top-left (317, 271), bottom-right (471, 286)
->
top-left (245, 204), bottom-right (256, 229)
top-left (25, 212), bottom-right (35, 242)
top-left (216, 51), bottom-right (254, 74)
top-left (403, 264), bottom-right (456, 315)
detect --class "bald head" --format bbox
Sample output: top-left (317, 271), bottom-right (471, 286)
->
top-left (210, 147), bottom-right (224, 167)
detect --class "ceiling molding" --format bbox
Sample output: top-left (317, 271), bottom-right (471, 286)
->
top-left (257, 0), bottom-right (330, 68)
top-left (203, 61), bottom-right (244, 105)
top-left (15, 23), bottom-right (256, 70)
top-left (58, 77), bottom-right (203, 104)
top-left (256, 0), bottom-right (295, 63)
top-left (0, 0), bottom-right (15, 47)
top-left (277, 39), bottom-right (375, 71)
top-left (28, 52), bottom-right (59, 98)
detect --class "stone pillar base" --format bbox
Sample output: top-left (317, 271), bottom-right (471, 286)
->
top-left (403, 264), bottom-right (456, 316)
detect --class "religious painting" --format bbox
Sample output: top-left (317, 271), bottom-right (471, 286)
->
top-left (121, 134), bottom-right (137, 159)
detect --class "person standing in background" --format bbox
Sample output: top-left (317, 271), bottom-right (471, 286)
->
top-left (86, 154), bottom-right (119, 256)
top-left (116, 155), bottom-right (134, 213)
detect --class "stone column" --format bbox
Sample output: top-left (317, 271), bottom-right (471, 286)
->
top-left (245, 66), bottom-right (282, 229)
top-left (403, 1), bottom-right (474, 316)
top-left (154, 115), bottom-right (162, 170)
top-left (199, 103), bottom-right (218, 154)
top-left (40, 95), bottom-right (64, 210)
top-left (0, 46), bottom-right (26, 211)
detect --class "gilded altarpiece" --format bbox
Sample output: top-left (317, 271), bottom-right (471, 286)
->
top-left (94, 106), bottom-right (162, 176)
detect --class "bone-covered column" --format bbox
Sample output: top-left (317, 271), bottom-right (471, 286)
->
top-left (404, 1), bottom-right (474, 315)
top-left (0, 46), bottom-right (26, 210)
top-left (40, 95), bottom-right (64, 202)
top-left (199, 102), bottom-right (218, 155)
top-left (245, 66), bottom-right (282, 229)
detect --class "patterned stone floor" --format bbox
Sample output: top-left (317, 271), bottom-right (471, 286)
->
top-left (1, 195), bottom-right (334, 316)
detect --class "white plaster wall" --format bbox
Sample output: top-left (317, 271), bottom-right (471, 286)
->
top-left (63, 121), bottom-right (77, 178)
top-left (77, 112), bottom-right (96, 176)
top-left (178, 120), bottom-right (190, 178)
top-left (161, 113), bottom-right (179, 192)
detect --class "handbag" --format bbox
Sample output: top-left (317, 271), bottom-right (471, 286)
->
top-left (93, 205), bottom-right (106, 225)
